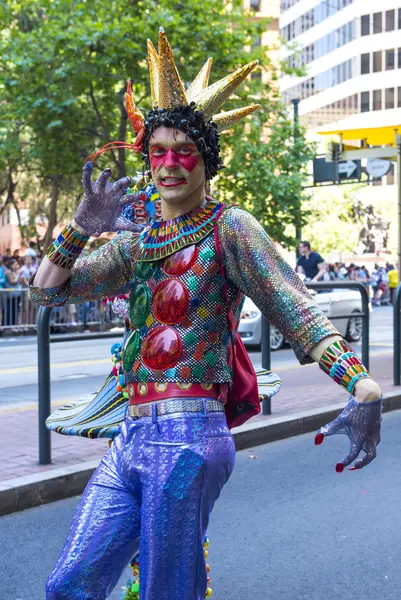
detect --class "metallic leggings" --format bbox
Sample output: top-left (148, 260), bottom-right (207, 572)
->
top-left (46, 403), bottom-right (236, 600)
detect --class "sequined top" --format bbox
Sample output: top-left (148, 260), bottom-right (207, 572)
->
top-left (30, 203), bottom-right (338, 384)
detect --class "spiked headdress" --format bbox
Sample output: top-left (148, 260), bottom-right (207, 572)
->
top-left (87, 28), bottom-right (260, 176)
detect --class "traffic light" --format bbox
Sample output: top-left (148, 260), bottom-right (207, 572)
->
top-left (330, 142), bottom-right (341, 162)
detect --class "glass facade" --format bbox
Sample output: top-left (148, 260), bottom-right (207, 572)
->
top-left (286, 21), bottom-right (355, 68)
top-left (281, 5), bottom-right (401, 125)
top-left (281, 0), bottom-right (353, 41)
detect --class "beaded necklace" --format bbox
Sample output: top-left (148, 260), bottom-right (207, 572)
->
top-left (135, 199), bottom-right (224, 262)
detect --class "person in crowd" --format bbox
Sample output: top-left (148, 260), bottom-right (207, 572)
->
top-left (296, 241), bottom-right (326, 281)
top-left (387, 265), bottom-right (399, 304)
top-left (19, 255), bottom-right (38, 324)
top-left (19, 255), bottom-right (37, 287)
top-left (373, 265), bottom-right (389, 306)
top-left (24, 241), bottom-right (39, 268)
top-left (0, 255), bottom-right (7, 325)
top-left (3, 259), bottom-right (22, 326)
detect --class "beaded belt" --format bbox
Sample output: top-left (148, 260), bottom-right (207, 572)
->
top-left (127, 398), bottom-right (225, 418)
top-left (127, 382), bottom-right (227, 404)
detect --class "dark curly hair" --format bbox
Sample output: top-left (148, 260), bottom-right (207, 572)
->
top-left (141, 103), bottom-right (224, 180)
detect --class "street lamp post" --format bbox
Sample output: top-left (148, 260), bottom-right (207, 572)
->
top-left (292, 98), bottom-right (302, 259)
top-left (397, 134), bottom-right (401, 276)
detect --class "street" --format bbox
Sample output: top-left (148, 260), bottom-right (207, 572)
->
top-left (1, 407), bottom-right (400, 600)
top-left (0, 306), bottom-right (394, 410)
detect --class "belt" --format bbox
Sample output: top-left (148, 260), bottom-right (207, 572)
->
top-left (127, 382), bottom-right (227, 405)
top-left (127, 398), bottom-right (225, 418)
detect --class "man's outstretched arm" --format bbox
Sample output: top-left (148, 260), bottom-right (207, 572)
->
top-left (218, 207), bottom-right (382, 471)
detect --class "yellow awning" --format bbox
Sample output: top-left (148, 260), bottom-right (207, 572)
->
top-left (316, 110), bottom-right (401, 146)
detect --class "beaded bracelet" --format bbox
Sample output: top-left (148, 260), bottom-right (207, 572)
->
top-left (318, 339), bottom-right (370, 394)
top-left (46, 224), bottom-right (89, 269)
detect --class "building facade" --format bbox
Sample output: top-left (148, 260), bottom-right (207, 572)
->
top-left (280, 0), bottom-right (401, 129)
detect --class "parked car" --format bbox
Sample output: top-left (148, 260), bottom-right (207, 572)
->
top-left (239, 289), bottom-right (363, 350)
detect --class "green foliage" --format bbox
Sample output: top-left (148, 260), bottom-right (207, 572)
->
top-left (215, 107), bottom-right (315, 246)
top-left (0, 0), bottom-right (312, 248)
top-left (300, 185), bottom-right (363, 256)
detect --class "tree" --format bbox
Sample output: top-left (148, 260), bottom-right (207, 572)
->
top-left (0, 0), bottom-right (312, 248)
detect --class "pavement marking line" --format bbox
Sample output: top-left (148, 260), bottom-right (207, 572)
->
top-left (0, 397), bottom-right (94, 414)
top-left (0, 358), bottom-right (110, 375)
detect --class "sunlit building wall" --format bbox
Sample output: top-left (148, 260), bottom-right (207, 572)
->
top-left (280, 0), bottom-right (401, 128)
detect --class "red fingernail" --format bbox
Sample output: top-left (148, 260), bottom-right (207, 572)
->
top-left (348, 467), bottom-right (358, 471)
top-left (315, 433), bottom-right (324, 445)
top-left (335, 463), bottom-right (344, 473)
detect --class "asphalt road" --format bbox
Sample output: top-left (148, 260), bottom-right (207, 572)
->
top-left (1, 407), bottom-right (400, 600)
top-left (0, 306), bottom-right (393, 409)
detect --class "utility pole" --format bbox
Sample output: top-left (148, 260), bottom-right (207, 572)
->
top-left (292, 98), bottom-right (301, 259)
top-left (397, 134), bottom-right (401, 276)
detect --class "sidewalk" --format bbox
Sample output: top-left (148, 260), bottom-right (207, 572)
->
top-left (0, 349), bottom-right (398, 514)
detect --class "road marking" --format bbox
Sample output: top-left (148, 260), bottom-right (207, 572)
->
top-left (0, 397), bottom-right (94, 414)
top-left (0, 358), bottom-right (110, 375)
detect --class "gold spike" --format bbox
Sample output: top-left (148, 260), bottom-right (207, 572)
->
top-left (187, 58), bottom-right (213, 101)
top-left (191, 60), bottom-right (259, 121)
top-left (157, 28), bottom-right (188, 109)
top-left (147, 40), bottom-right (159, 107)
top-left (212, 104), bottom-right (261, 132)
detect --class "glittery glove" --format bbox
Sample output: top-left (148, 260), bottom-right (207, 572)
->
top-left (315, 396), bottom-right (382, 471)
top-left (74, 162), bottom-right (144, 236)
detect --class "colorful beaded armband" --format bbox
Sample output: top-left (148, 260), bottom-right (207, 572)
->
top-left (318, 339), bottom-right (370, 394)
top-left (46, 224), bottom-right (89, 269)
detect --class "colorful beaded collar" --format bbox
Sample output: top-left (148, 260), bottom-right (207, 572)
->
top-left (134, 199), bottom-right (225, 262)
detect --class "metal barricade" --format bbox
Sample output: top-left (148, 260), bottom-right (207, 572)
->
top-left (0, 288), bottom-right (122, 335)
top-left (260, 280), bottom-right (370, 375)
top-left (37, 306), bottom-right (124, 465)
top-left (393, 283), bottom-right (401, 385)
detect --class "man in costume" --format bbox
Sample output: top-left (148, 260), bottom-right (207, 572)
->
top-left (31, 28), bottom-right (382, 600)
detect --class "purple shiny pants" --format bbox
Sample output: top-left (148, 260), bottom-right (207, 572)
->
top-left (46, 403), bottom-right (236, 600)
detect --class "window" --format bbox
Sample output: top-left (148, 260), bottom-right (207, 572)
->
top-left (373, 51), bottom-right (382, 72)
top-left (361, 91), bottom-right (370, 112)
top-left (398, 87), bottom-right (401, 107)
top-left (250, 0), bottom-right (260, 9)
top-left (398, 8), bottom-right (401, 29)
top-left (386, 49), bottom-right (395, 70)
top-left (361, 14), bottom-right (370, 35)
top-left (373, 12), bottom-right (382, 33)
top-left (361, 53), bottom-right (370, 74)
top-left (373, 89), bottom-right (382, 110)
top-left (385, 87), bottom-right (395, 109)
top-left (386, 10), bottom-right (395, 31)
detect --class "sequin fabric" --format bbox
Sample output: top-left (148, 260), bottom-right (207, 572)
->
top-left (45, 406), bottom-right (235, 600)
top-left (30, 202), bottom-right (338, 368)
top-left (317, 395), bottom-right (382, 469)
top-left (29, 232), bottom-right (135, 306)
top-left (218, 208), bottom-right (339, 363)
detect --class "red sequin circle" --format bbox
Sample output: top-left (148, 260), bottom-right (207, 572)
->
top-left (141, 326), bottom-right (182, 370)
top-left (162, 245), bottom-right (199, 276)
top-left (152, 279), bottom-right (190, 325)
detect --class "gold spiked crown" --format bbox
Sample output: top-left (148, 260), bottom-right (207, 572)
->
top-left (86, 28), bottom-right (260, 164)
top-left (141, 27), bottom-right (260, 131)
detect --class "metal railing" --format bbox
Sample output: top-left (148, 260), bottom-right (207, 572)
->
top-left (394, 283), bottom-right (401, 385)
top-left (260, 280), bottom-right (370, 376)
top-left (36, 281), bottom-right (370, 463)
top-left (0, 288), bottom-right (122, 334)
top-left (37, 306), bottom-right (123, 464)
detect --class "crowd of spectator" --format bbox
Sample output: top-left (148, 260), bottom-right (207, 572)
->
top-left (0, 243), bottom-right (40, 326)
top-left (296, 240), bottom-right (399, 307)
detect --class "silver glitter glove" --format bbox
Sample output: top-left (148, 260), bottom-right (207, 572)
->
top-left (74, 162), bottom-right (143, 236)
top-left (315, 396), bottom-right (382, 471)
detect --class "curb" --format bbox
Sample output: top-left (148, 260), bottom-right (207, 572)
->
top-left (1, 390), bottom-right (401, 517)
